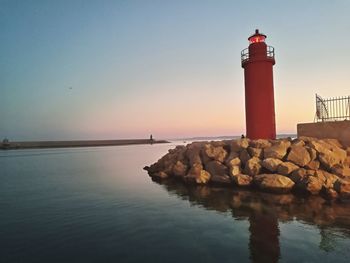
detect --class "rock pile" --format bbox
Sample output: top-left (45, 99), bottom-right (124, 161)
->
top-left (144, 137), bottom-right (350, 200)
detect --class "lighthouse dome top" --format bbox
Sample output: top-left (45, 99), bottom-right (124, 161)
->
top-left (248, 29), bottom-right (267, 44)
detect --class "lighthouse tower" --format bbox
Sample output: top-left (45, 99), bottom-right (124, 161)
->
top-left (241, 29), bottom-right (276, 140)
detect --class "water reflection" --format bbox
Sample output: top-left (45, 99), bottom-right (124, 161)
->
top-left (153, 178), bottom-right (350, 262)
top-left (249, 211), bottom-right (279, 262)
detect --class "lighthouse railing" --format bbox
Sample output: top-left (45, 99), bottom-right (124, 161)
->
top-left (266, 46), bottom-right (275, 59)
top-left (315, 94), bottom-right (350, 122)
top-left (241, 45), bottom-right (275, 63)
top-left (241, 48), bottom-right (250, 62)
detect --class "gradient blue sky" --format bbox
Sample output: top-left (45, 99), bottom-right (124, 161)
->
top-left (1, 0), bottom-right (350, 140)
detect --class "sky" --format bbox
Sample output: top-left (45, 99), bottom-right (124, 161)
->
top-left (1, 0), bottom-right (350, 140)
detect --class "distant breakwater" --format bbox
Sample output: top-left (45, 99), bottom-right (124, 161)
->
top-left (0, 139), bottom-right (169, 150)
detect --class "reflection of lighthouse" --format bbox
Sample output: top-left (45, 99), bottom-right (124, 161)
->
top-left (249, 212), bottom-right (280, 263)
top-left (241, 29), bottom-right (276, 139)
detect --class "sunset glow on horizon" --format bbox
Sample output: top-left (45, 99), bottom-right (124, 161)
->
top-left (1, 1), bottom-right (350, 140)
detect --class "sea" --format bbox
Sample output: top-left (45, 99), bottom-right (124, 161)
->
top-left (1, 139), bottom-right (350, 263)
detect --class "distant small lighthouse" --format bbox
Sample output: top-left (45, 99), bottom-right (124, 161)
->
top-left (241, 29), bottom-right (276, 140)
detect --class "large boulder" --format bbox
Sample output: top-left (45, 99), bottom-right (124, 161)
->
top-left (211, 140), bottom-right (228, 148)
top-left (324, 188), bottom-right (339, 200)
top-left (334, 179), bottom-right (350, 199)
top-left (172, 161), bottom-right (188, 177)
top-left (306, 147), bottom-right (317, 161)
top-left (314, 170), bottom-right (339, 189)
top-left (211, 174), bottom-right (232, 185)
top-left (319, 152), bottom-right (346, 170)
top-left (298, 136), bottom-right (317, 142)
top-left (249, 139), bottom-right (272, 149)
top-left (232, 174), bottom-right (252, 187)
top-left (289, 168), bottom-right (307, 183)
top-left (291, 139), bottom-right (305, 147)
top-left (229, 165), bottom-right (241, 177)
top-left (331, 164), bottom-right (350, 178)
top-left (152, 171), bottom-right (169, 179)
top-left (277, 162), bottom-right (300, 175)
top-left (159, 156), bottom-right (176, 174)
top-left (287, 145), bottom-right (311, 167)
top-left (166, 145), bottom-right (187, 164)
top-left (144, 163), bottom-right (160, 174)
top-left (263, 140), bottom-right (291, 160)
top-left (305, 160), bottom-right (320, 170)
top-left (244, 157), bottom-right (262, 176)
top-left (247, 147), bottom-right (263, 158)
top-left (205, 160), bottom-right (228, 177)
top-left (185, 163), bottom-right (210, 184)
top-left (239, 149), bottom-right (251, 164)
top-left (262, 158), bottom-right (283, 172)
top-left (297, 176), bottom-right (323, 195)
top-left (226, 157), bottom-right (241, 168)
top-left (297, 170), bottom-right (338, 194)
top-left (346, 147), bottom-right (350, 155)
top-left (288, 168), bottom-right (316, 183)
top-left (146, 151), bottom-right (177, 174)
top-left (205, 160), bottom-right (231, 185)
top-left (309, 140), bottom-right (347, 169)
top-left (346, 156), bottom-right (350, 167)
top-left (322, 138), bottom-right (344, 149)
top-left (254, 174), bottom-right (295, 193)
top-left (185, 142), bottom-right (203, 165)
top-left (231, 138), bottom-right (249, 152)
top-left (145, 145), bottom-right (187, 175)
top-left (201, 144), bottom-right (227, 163)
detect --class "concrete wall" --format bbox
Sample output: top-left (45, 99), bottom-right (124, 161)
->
top-left (297, 121), bottom-right (350, 147)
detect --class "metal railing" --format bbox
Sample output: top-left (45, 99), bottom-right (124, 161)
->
top-left (315, 94), bottom-right (350, 122)
top-left (241, 46), bottom-right (275, 63)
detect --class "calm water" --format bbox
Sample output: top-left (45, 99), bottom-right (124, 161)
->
top-left (1, 142), bottom-right (350, 263)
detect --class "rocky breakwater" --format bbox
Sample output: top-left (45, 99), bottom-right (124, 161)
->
top-left (144, 137), bottom-right (350, 201)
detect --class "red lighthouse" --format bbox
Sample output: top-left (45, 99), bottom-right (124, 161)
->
top-left (241, 29), bottom-right (276, 140)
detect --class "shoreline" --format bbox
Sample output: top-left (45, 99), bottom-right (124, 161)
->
top-left (0, 139), bottom-right (169, 150)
